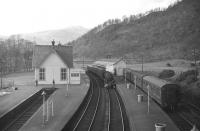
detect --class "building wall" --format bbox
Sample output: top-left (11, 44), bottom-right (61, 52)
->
top-left (106, 65), bottom-right (115, 73)
top-left (115, 60), bottom-right (126, 76)
top-left (36, 53), bottom-right (69, 85)
top-left (70, 69), bottom-right (81, 84)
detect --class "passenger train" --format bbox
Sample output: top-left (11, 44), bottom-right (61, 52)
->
top-left (87, 64), bottom-right (116, 88)
top-left (124, 68), bottom-right (180, 111)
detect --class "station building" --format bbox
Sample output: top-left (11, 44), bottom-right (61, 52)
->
top-left (94, 58), bottom-right (126, 76)
top-left (32, 42), bottom-right (81, 85)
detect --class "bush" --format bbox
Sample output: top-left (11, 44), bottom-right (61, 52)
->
top-left (166, 63), bottom-right (172, 67)
top-left (159, 69), bottom-right (175, 79)
top-left (190, 63), bottom-right (195, 67)
top-left (196, 82), bottom-right (200, 88)
top-left (185, 75), bottom-right (196, 84)
top-left (176, 70), bottom-right (198, 81)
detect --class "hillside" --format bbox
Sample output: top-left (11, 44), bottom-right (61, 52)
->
top-left (20, 26), bottom-right (88, 45)
top-left (72, 0), bottom-right (200, 61)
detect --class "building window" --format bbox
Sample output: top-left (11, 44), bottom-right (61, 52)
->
top-left (39, 68), bottom-right (45, 81)
top-left (71, 73), bottom-right (79, 77)
top-left (61, 68), bottom-right (67, 80)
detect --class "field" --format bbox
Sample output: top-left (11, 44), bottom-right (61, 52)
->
top-left (127, 59), bottom-right (195, 75)
top-left (3, 72), bottom-right (35, 86)
top-left (0, 72), bottom-right (39, 116)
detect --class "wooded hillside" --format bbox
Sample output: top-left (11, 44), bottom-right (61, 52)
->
top-left (72, 0), bottom-right (200, 61)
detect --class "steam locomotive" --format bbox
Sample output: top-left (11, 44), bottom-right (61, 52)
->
top-left (87, 65), bottom-right (116, 88)
top-left (124, 68), bottom-right (180, 111)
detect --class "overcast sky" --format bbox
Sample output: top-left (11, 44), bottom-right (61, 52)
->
top-left (0, 0), bottom-right (178, 36)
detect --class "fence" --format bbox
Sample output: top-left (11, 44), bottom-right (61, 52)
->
top-left (0, 78), bottom-right (14, 89)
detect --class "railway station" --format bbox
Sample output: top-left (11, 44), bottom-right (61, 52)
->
top-left (0, 0), bottom-right (200, 130)
top-left (0, 56), bottom-right (199, 131)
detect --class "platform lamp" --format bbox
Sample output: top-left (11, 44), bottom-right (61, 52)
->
top-left (41, 91), bottom-right (46, 126)
top-left (192, 48), bottom-right (200, 80)
top-left (0, 58), bottom-right (3, 89)
top-left (66, 68), bottom-right (70, 97)
top-left (123, 56), bottom-right (127, 87)
top-left (147, 84), bottom-right (150, 114)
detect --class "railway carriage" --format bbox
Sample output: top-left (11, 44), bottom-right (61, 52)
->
top-left (123, 68), bottom-right (180, 110)
top-left (143, 76), bottom-right (180, 110)
top-left (123, 69), bottom-right (147, 88)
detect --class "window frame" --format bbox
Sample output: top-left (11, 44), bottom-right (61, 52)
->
top-left (39, 68), bottom-right (45, 81)
top-left (61, 68), bottom-right (67, 81)
top-left (71, 73), bottom-right (80, 77)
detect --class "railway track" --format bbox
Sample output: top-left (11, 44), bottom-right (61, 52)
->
top-left (63, 72), bottom-right (130, 131)
top-left (62, 73), bottom-right (103, 131)
top-left (167, 111), bottom-right (193, 131)
top-left (89, 79), bottom-right (110, 131)
top-left (108, 88), bottom-right (130, 131)
top-left (177, 102), bottom-right (200, 129)
top-left (73, 76), bottom-right (101, 131)
top-left (2, 88), bottom-right (56, 131)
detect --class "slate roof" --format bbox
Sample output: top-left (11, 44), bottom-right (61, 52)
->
top-left (32, 45), bottom-right (73, 68)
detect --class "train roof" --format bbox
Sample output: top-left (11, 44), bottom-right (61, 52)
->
top-left (143, 76), bottom-right (168, 87)
top-left (125, 68), bottom-right (147, 77)
top-left (87, 64), bottom-right (105, 70)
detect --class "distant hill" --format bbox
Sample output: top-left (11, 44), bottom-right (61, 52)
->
top-left (72, 0), bottom-right (200, 61)
top-left (20, 26), bottom-right (88, 45)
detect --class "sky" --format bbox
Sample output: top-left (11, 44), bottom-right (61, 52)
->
top-left (0, 0), bottom-right (178, 36)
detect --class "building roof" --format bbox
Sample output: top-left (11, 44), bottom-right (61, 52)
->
top-left (32, 45), bottom-right (73, 68)
top-left (94, 58), bottom-right (125, 67)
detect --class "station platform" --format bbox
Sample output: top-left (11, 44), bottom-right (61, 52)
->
top-left (0, 85), bottom-right (40, 117)
top-left (20, 78), bottom-right (89, 131)
top-left (117, 83), bottom-right (180, 131)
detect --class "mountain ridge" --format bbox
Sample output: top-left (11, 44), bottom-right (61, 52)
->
top-left (1, 26), bottom-right (89, 45)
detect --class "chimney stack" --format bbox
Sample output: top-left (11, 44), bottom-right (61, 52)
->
top-left (52, 40), bottom-right (55, 46)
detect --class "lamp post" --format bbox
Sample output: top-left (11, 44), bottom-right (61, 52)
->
top-left (134, 75), bottom-right (137, 90)
top-left (192, 48), bottom-right (200, 80)
top-left (142, 55), bottom-right (144, 73)
top-left (147, 85), bottom-right (150, 114)
top-left (66, 68), bottom-right (70, 97)
top-left (82, 56), bottom-right (84, 68)
top-left (0, 58), bottom-right (3, 89)
top-left (125, 61), bottom-right (127, 86)
top-left (41, 91), bottom-right (46, 125)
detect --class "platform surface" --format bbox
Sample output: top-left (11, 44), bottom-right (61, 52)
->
top-left (117, 83), bottom-right (180, 131)
top-left (0, 72), bottom-right (39, 117)
top-left (20, 76), bottom-right (89, 131)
